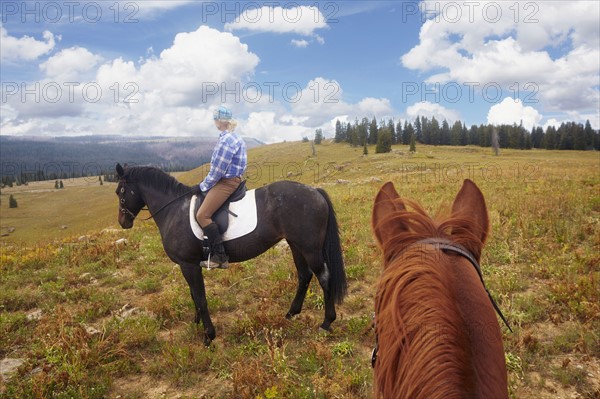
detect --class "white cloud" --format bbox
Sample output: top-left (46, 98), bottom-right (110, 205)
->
top-left (542, 112), bottom-right (600, 131)
top-left (542, 118), bottom-right (563, 131)
top-left (242, 111), bottom-right (313, 143)
top-left (40, 47), bottom-right (103, 81)
top-left (225, 6), bottom-right (328, 36)
top-left (291, 35), bottom-right (325, 48)
top-left (287, 78), bottom-right (393, 128)
top-left (95, 25), bottom-right (260, 111)
top-left (406, 101), bottom-right (460, 123)
top-left (2, 24), bottom-right (393, 141)
top-left (4, 25), bottom-right (260, 133)
top-left (133, 25), bottom-right (260, 106)
top-left (357, 98), bottom-right (393, 117)
top-left (487, 97), bottom-right (542, 130)
top-left (234, 79), bottom-right (394, 142)
top-left (134, 1), bottom-right (194, 16)
top-left (401, 1), bottom-right (600, 114)
top-left (291, 39), bottom-right (309, 48)
top-left (3, 46), bottom-right (101, 120)
top-left (0, 27), bottom-right (57, 62)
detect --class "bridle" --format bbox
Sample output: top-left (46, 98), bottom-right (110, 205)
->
top-left (118, 179), bottom-right (143, 220)
top-left (118, 178), bottom-right (195, 221)
top-left (371, 237), bottom-right (512, 368)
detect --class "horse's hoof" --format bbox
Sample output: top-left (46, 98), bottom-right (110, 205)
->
top-left (319, 323), bottom-right (332, 332)
top-left (285, 312), bottom-right (294, 320)
top-left (203, 329), bottom-right (216, 346)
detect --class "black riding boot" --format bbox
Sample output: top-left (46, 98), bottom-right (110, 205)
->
top-left (203, 222), bottom-right (229, 269)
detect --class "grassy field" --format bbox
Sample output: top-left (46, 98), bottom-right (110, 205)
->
top-left (1, 141), bottom-right (598, 398)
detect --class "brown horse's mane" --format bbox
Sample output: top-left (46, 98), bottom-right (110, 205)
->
top-left (374, 199), bottom-right (485, 399)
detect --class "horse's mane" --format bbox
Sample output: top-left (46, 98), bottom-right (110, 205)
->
top-left (374, 199), bottom-right (485, 399)
top-left (126, 166), bottom-right (191, 196)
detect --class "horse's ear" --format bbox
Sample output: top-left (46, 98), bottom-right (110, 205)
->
top-left (116, 163), bottom-right (124, 177)
top-left (372, 182), bottom-right (407, 246)
top-left (451, 179), bottom-right (489, 245)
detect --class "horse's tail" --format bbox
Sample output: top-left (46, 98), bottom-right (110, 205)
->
top-left (317, 188), bottom-right (347, 304)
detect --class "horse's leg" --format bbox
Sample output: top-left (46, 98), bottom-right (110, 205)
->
top-left (304, 251), bottom-right (336, 331)
top-left (179, 263), bottom-right (216, 346)
top-left (286, 243), bottom-right (313, 319)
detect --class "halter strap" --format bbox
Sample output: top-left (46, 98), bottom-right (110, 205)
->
top-left (414, 238), bottom-right (512, 333)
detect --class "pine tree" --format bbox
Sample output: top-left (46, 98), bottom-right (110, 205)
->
top-left (422, 116), bottom-right (432, 144)
top-left (441, 119), bottom-right (451, 145)
top-left (532, 126), bottom-right (544, 148)
top-left (583, 120), bottom-right (595, 149)
top-left (358, 118), bottom-right (369, 147)
top-left (334, 120), bottom-right (345, 143)
top-left (348, 121), bottom-right (359, 146)
top-left (414, 117), bottom-right (422, 142)
top-left (396, 120), bottom-right (404, 144)
top-left (409, 134), bottom-right (417, 152)
top-left (430, 117), bottom-right (441, 145)
top-left (368, 117), bottom-right (379, 145)
top-left (469, 125), bottom-right (479, 146)
top-left (461, 122), bottom-right (468, 145)
top-left (450, 120), bottom-right (462, 146)
top-left (544, 126), bottom-right (557, 149)
top-left (346, 122), bottom-right (354, 145)
top-left (376, 129), bottom-right (392, 153)
top-left (387, 119), bottom-right (396, 144)
top-left (314, 128), bottom-right (323, 145)
top-left (403, 121), bottom-right (414, 145)
top-left (573, 122), bottom-right (586, 150)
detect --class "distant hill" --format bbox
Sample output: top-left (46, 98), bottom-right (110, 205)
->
top-left (0, 135), bottom-right (264, 182)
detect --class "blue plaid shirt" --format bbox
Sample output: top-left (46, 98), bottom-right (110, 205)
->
top-left (200, 130), bottom-right (247, 192)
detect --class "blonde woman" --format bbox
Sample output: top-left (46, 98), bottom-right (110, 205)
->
top-left (196, 106), bottom-right (247, 268)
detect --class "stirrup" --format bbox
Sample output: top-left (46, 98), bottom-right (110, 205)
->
top-left (200, 253), bottom-right (229, 270)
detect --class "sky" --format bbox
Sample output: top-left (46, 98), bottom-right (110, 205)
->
top-left (1, 1), bottom-right (599, 143)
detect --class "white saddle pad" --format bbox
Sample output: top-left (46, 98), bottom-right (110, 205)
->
top-left (189, 190), bottom-right (258, 242)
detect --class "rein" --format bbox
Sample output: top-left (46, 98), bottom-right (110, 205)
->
top-left (371, 237), bottom-right (512, 368)
top-left (119, 179), bottom-right (196, 221)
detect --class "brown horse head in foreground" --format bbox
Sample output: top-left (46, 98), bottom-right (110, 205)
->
top-left (371, 179), bottom-right (508, 399)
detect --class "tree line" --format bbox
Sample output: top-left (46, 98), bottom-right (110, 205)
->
top-left (333, 116), bottom-right (600, 153)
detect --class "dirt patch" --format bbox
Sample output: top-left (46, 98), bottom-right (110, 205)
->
top-left (110, 372), bottom-right (231, 399)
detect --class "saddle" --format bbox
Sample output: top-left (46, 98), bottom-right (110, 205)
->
top-left (194, 180), bottom-right (247, 235)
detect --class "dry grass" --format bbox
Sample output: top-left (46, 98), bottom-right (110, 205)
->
top-left (1, 141), bottom-right (598, 398)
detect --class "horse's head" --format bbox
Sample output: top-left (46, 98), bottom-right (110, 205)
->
top-left (115, 163), bottom-right (146, 229)
top-left (371, 179), bottom-right (489, 265)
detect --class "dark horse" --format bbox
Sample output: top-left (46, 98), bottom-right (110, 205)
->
top-left (115, 164), bottom-right (347, 345)
top-left (371, 180), bottom-right (508, 399)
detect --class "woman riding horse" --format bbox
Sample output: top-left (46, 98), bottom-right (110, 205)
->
top-left (195, 105), bottom-right (247, 269)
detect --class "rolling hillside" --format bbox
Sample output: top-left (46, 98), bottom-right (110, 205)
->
top-left (0, 135), bottom-right (264, 182)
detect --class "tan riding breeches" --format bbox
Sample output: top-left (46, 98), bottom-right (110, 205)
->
top-left (196, 177), bottom-right (242, 228)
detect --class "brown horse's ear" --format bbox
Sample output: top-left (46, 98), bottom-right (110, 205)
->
top-left (372, 182), bottom-right (407, 247)
top-left (451, 179), bottom-right (489, 247)
top-left (116, 163), bottom-right (124, 177)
